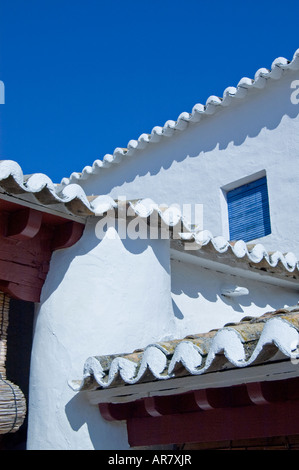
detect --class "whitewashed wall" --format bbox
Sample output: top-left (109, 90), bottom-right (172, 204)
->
top-left (26, 213), bottom-right (299, 449)
top-left (170, 256), bottom-right (299, 339)
top-left (26, 217), bottom-right (174, 450)
top-left (78, 69), bottom-right (299, 257)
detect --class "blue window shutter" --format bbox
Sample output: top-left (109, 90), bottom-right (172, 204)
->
top-left (227, 177), bottom-right (271, 242)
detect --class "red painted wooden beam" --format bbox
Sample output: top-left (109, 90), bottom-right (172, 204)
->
top-left (0, 280), bottom-right (41, 303)
top-left (246, 382), bottom-right (270, 405)
top-left (98, 377), bottom-right (299, 447)
top-left (98, 402), bottom-right (134, 421)
top-left (144, 397), bottom-right (164, 417)
top-left (5, 208), bottom-right (43, 240)
top-left (193, 389), bottom-right (214, 411)
top-left (0, 202), bottom-right (85, 302)
top-left (51, 221), bottom-right (84, 251)
top-left (126, 400), bottom-right (299, 447)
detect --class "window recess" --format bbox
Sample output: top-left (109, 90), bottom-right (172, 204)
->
top-left (227, 176), bottom-right (271, 242)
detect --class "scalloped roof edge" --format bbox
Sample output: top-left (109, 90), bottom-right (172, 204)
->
top-left (71, 307), bottom-right (299, 392)
top-left (0, 159), bottom-right (298, 278)
top-left (60, 48), bottom-right (299, 186)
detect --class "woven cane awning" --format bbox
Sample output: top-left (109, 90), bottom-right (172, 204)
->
top-left (0, 293), bottom-right (26, 434)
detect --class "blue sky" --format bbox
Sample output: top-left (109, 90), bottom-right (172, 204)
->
top-left (0, 0), bottom-right (298, 183)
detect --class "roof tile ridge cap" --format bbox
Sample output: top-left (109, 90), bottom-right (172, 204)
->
top-left (228, 241), bottom-right (299, 270)
top-left (0, 160), bottom-right (25, 184)
top-left (70, 309), bottom-right (299, 390)
top-left (128, 198), bottom-right (190, 229)
top-left (57, 182), bottom-right (94, 206)
top-left (0, 159), bottom-right (116, 213)
top-left (89, 195), bottom-right (117, 215)
top-left (243, 243), bottom-right (299, 271)
top-left (116, 341), bottom-right (191, 385)
top-left (183, 315), bottom-right (299, 374)
top-left (269, 250), bottom-right (299, 271)
top-left (196, 315), bottom-right (299, 371)
top-left (59, 49), bottom-right (299, 187)
top-left (0, 159), bottom-right (63, 197)
top-left (244, 315), bottom-right (299, 365)
top-left (114, 343), bottom-right (173, 384)
top-left (106, 343), bottom-right (175, 386)
top-left (72, 355), bottom-right (141, 389)
top-left (179, 231), bottom-right (299, 273)
top-left (168, 326), bottom-right (247, 375)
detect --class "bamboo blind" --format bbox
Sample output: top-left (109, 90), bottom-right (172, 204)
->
top-left (0, 292), bottom-right (9, 379)
top-left (0, 292), bottom-right (26, 434)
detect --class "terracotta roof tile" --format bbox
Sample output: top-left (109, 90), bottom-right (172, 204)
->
top-left (72, 306), bottom-right (299, 393)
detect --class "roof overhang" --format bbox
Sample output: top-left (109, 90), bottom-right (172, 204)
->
top-left (72, 308), bottom-right (299, 447)
top-left (71, 308), bottom-right (299, 403)
top-left (85, 358), bottom-right (299, 405)
top-left (170, 242), bottom-right (299, 290)
top-left (0, 196), bottom-right (84, 302)
top-left (1, 160), bottom-right (298, 298)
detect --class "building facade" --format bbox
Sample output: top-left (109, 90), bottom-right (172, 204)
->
top-left (0, 48), bottom-right (299, 450)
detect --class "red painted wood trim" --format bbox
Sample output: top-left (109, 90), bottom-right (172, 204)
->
top-left (0, 258), bottom-right (45, 286)
top-left (98, 402), bottom-right (133, 421)
top-left (51, 221), bottom-right (84, 251)
top-left (193, 389), bottom-right (214, 411)
top-left (98, 403), bottom-right (119, 421)
top-left (126, 400), bottom-right (299, 447)
top-left (98, 378), bottom-right (299, 447)
top-left (246, 382), bottom-right (270, 405)
top-left (144, 397), bottom-right (163, 417)
top-left (0, 280), bottom-right (41, 303)
top-left (0, 202), bottom-right (85, 302)
top-left (6, 208), bottom-right (43, 240)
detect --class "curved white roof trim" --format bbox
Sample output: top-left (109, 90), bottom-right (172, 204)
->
top-left (71, 312), bottom-right (299, 391)
top-left (0, 159), bottom-right (92, 209)
top-left (178, 230), bottom-right (299, 272)
top-left (0, 162), bottom-right (298, 275)
top-left (60, 48), bottom-right (299, 186)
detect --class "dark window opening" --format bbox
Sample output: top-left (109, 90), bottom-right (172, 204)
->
top-left (0, 298), bottom-right (34, 450)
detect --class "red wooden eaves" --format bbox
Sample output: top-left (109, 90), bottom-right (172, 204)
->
top-left (98, 377), bottom-right (299, 447)
top-left (0, 203), bottom-right (84, 302)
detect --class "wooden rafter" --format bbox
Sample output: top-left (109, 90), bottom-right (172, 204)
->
top-left (0, 200), bottom-right (84, 303)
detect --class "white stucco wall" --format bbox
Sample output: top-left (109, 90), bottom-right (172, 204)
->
top-left (78, 69), bottom-right (299, 257)
top-left (26, 217), bottom-right (174, 450)
top-left (170, 256), bottom-right (299, 339)
top-left (24, 54), bottom-right (299, 451)
top-left (26, 212), bottom-right (299, 449)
